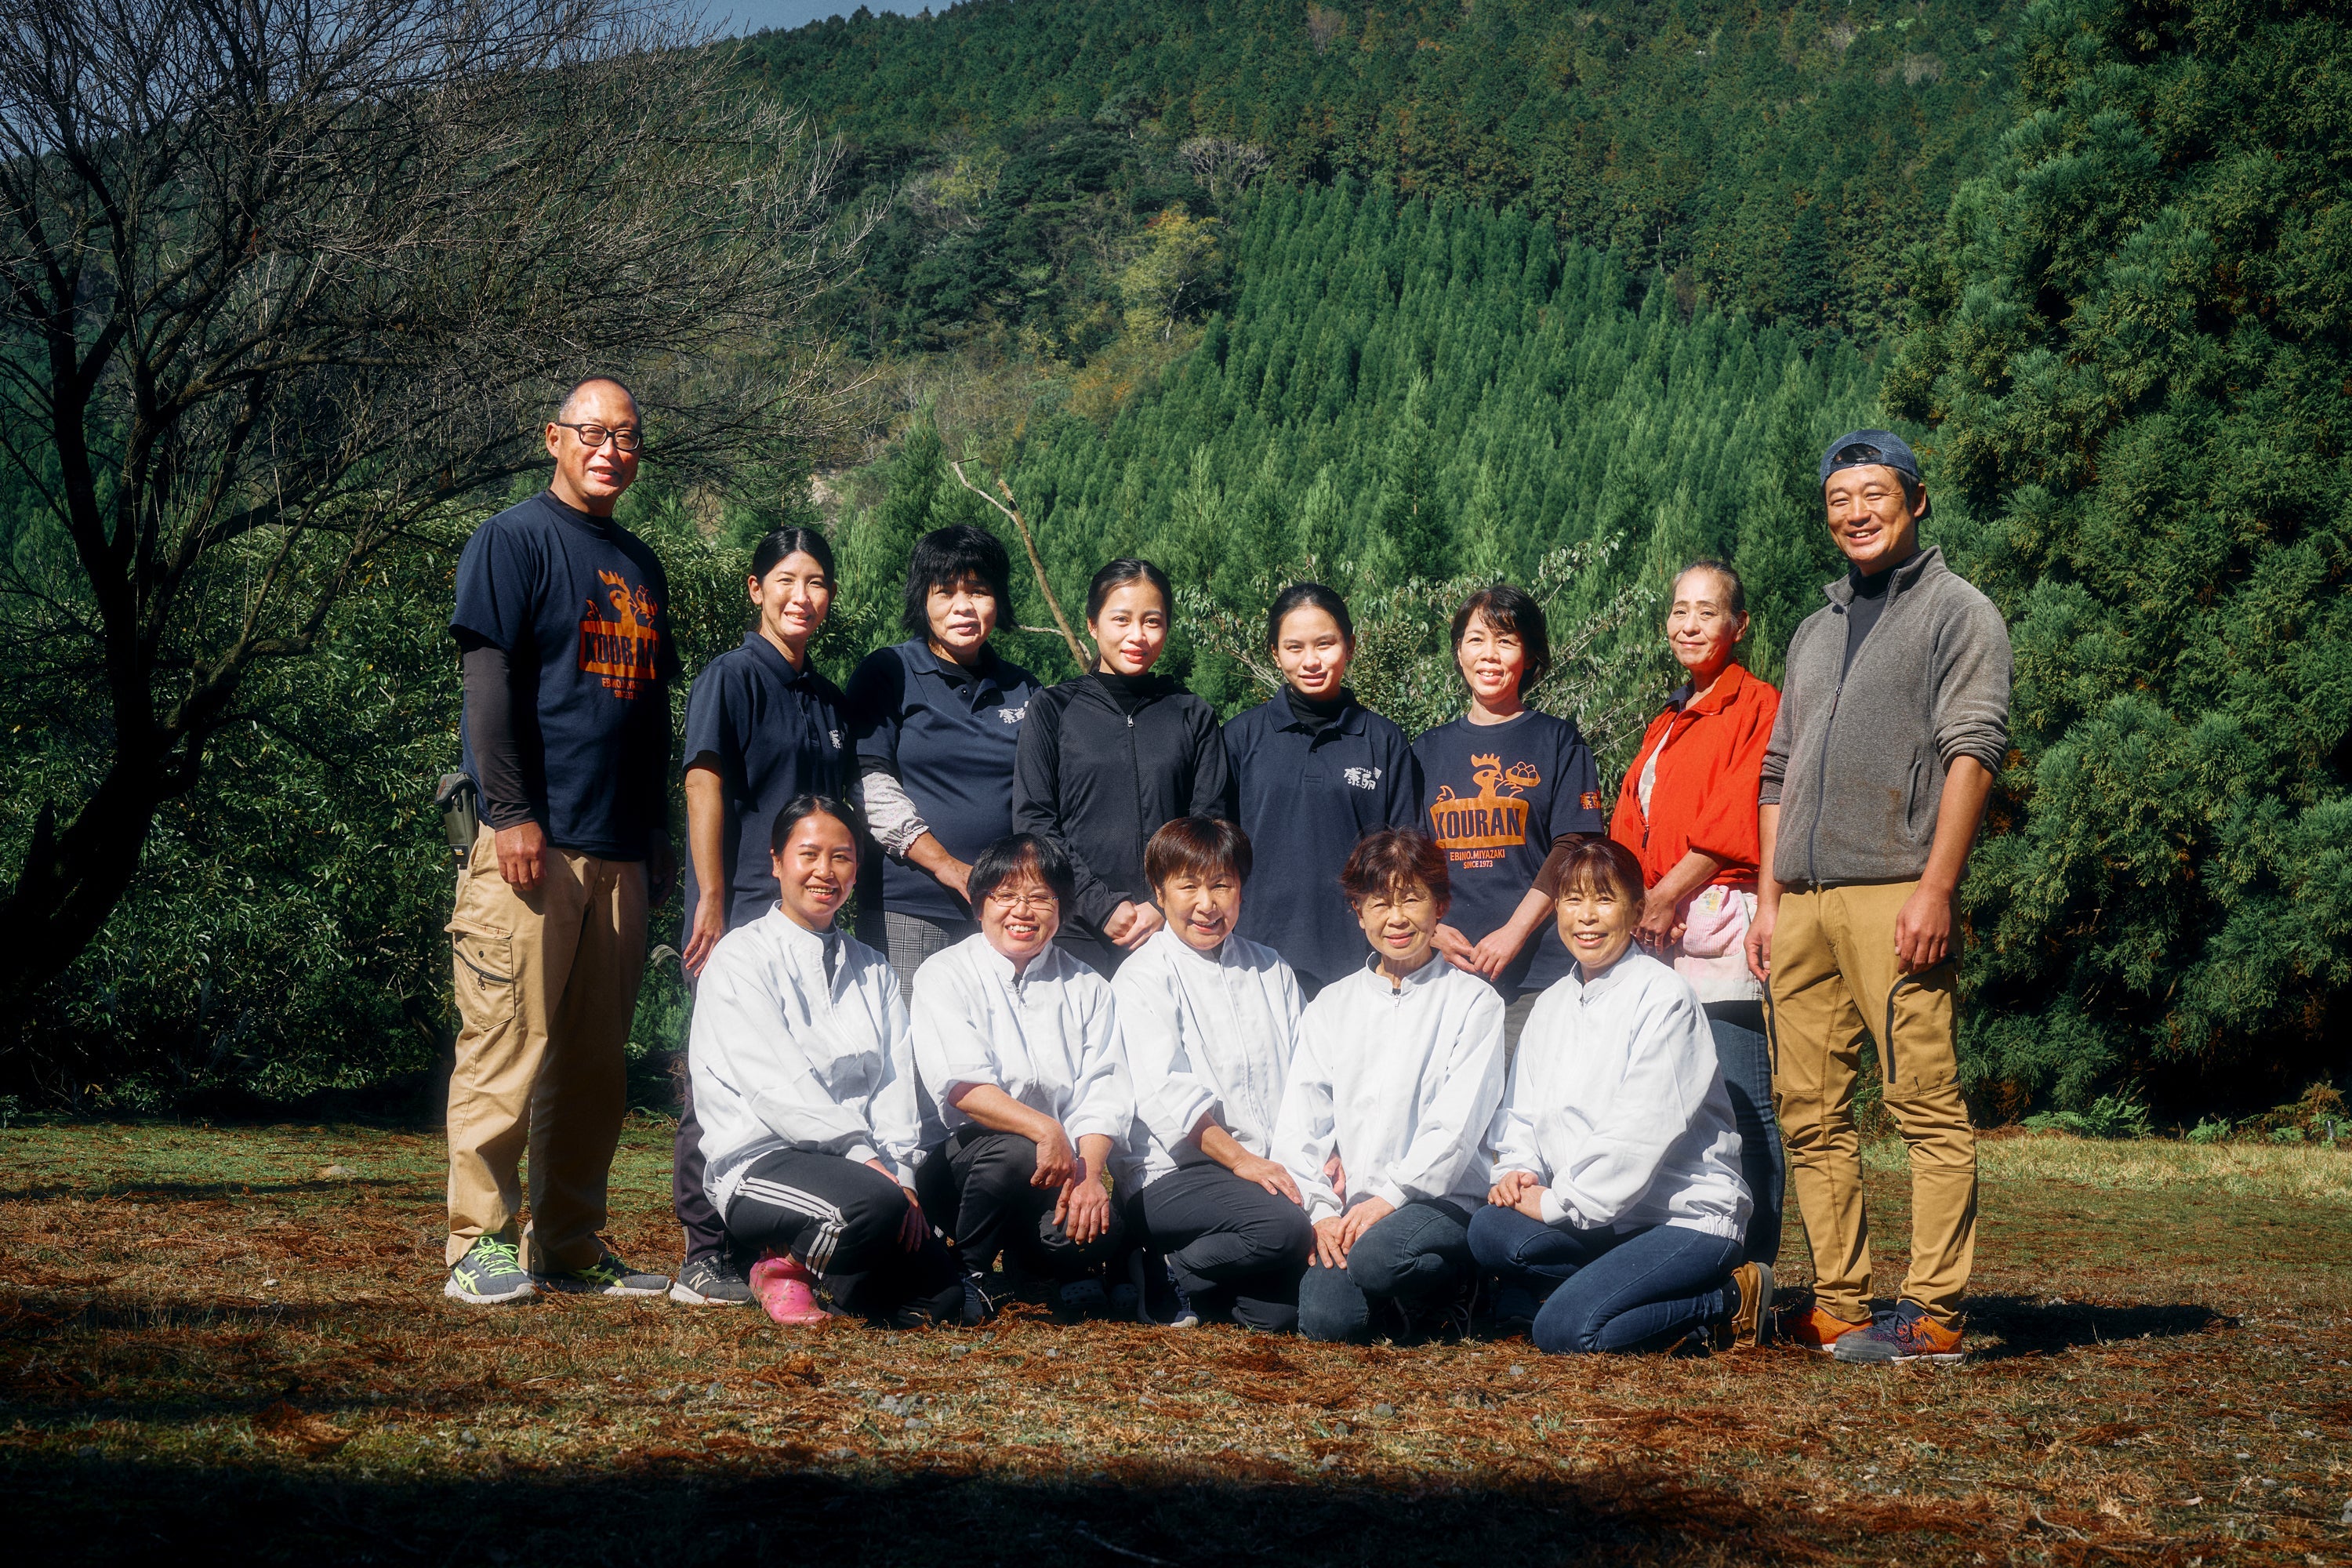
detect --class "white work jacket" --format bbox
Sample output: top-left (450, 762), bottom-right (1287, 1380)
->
top-left (1269, 954), bottom-right (1507, 1222)
top-left (1112, 925), bottom-right (1305, 1186)
top-left (911, 934), bottom-right (1134, 1152)
top-left (688, 909), bottom-right (922, 1220)
top-left (1490, 951), bottom-right (1750, 1240)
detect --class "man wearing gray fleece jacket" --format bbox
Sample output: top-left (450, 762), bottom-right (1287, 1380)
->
top-left (1746, 430), bottom-right (2010, 1367)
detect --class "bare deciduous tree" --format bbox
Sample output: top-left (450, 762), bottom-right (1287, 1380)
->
top-left (0, 0), bottom-right (869, 1002)
top-left (1176, 136), bottom-right (1271, 203)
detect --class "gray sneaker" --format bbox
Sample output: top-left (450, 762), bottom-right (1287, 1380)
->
top-left (670, 1254), bottom-right (753, 1306)
top-left (445, 1236), bottom-right (534, 1305)
top-left (535, 1244), bottom-right (670, 1298)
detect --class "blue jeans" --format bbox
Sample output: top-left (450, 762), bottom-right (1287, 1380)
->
top-left (1467, 1205), bottom-right (1742, 1355)
top-left (1296, 1199), bottom-right (1474, 1343)
top-left (1708, 1002), bottom-right (1784, 1266)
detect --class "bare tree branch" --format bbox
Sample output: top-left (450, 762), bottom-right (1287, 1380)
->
top-left (949, 458), bottom-right (1090, 670)
top-left (0, 0), bottom-right (873, 1000)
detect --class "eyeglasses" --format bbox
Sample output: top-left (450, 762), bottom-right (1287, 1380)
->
top-left (1832, 442), bottom-right (1887, 466)
top-left (985, 888), bottom-right (1058, 913)
top-left (553, 421), bottom-right (644, 453)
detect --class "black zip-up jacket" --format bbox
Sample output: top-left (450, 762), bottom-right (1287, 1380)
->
top-left (1011, 671), bottom-right (1232, 940)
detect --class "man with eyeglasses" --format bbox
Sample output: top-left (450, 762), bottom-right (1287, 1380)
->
top-left (1746, 429), bottom-right (2011, 1365)
top-left (441, 377), bottom-right (679, 1305)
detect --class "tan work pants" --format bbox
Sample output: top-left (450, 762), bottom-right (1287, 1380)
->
top-left (1768, 881), bottom-right (1976, 1327)
top-left (445, 826), bottom-right (649, 1271)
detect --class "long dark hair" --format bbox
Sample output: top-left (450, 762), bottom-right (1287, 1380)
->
top-left (751, 525), bottom-right (836, 584)
top-left (1084, 557), bottom-right (1173, 622)
top-left (1264, 582), bottom-right (1353, 651)
top-left (768, 793), bottom-right (863, 856)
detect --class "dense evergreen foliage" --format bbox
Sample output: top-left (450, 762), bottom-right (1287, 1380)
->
top-left (989, 180), bottom-right (1883, 761)
top-left (752, 0), bottom-right (2019, 339)
top-left (1886, 0), bottom-right (2352, 1111)
top-left (3, 0), bottom-right (2342, 1123)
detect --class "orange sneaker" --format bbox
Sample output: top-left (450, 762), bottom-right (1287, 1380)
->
top-left (1787, 1303), bottom-right (1872, 1354)
top-left (1833, 1302), bottom-right (1966, 1364)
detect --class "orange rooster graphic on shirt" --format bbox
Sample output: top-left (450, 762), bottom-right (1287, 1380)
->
top-left (1428, 753), bottom-right (1542, 867)
top-left (579, 570), bottom-right (662, 699)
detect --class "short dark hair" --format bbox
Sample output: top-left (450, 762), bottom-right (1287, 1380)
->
top-left (1675, 557), bottom-right (1747, 618)
top-left (752, 526), bottom-right (836, 584)
top-left (1145, 817), bottom-right (1253, 889)
top-left (769, 793), bottom-right (863, 857)
top-left (1085, 557), bottom-right (1174, 623)
top-left (967, 833), bottom-right (1077, 910)
top-left (1265, 582), bottom-right (1353, 651)
top-left (1545, 837), bottom-right (1644, 908)
top-left (1450, 585), bottom-right (1552, 691)
top-left (902, 525), bottom-right (1014, 639)
top-left (1339, 828), bottom-right (1450, 910)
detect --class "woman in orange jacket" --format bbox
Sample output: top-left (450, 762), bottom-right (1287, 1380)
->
top-left (1533, 558), bottom-right (1784, 1265)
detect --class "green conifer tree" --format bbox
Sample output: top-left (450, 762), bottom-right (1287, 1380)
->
top-left (1886, 0), bottom-right (2352, 1112)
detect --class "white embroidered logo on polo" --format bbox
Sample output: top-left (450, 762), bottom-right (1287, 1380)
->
top-left (997, 706), bottom-right (1025, 724)
top-left (1343, 767), bottom-right (1381, 790)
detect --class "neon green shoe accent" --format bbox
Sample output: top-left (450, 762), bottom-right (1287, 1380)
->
top-left (445, 1236), bottom-right (533, 1304)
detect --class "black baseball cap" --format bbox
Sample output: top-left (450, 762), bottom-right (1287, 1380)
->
top-left (1820, 429), bottom-right (1923, 488)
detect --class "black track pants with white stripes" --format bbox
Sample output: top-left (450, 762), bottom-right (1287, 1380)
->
top-left (724, 1149), bottom-right (964, 1326)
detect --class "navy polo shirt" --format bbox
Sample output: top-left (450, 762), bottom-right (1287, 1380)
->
top-left (1224, 691), bottom-right (1421, 992)
top-left (679, 633), bottom-right (850, 944)
top-left (846, 639), bottom-right (1039, 923)
top-left (1413, 710), bottom-right (1605, 996)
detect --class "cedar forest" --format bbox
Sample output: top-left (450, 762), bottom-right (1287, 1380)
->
top-left (0, 0), bottom-right (2343, 1132)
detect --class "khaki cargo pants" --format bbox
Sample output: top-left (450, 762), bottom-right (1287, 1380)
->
top-left (1768, 881), bottom-right (1976, 1327)
top-left (445, 826), bottom-right (649, 1272)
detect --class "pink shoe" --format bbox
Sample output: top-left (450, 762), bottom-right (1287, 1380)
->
top-left (748, 1254), bottom-right (826, 1326)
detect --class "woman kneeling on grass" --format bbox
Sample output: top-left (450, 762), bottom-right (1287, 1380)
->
top-left (1272, 829), bottom-right (1508, 1343)
top-left (1114, 817), bottom-right (1316, 1330)
top-left (911, 834), bottom-right (1133, 1316)
top-left (687, 795), bottom-right (965, 1330)
top-left (1470, 837), bottom-right (1770, 1355)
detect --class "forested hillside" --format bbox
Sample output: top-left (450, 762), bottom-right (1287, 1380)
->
top-left (752, 0), bottom-right (2017, 339)
top-left (989, 181), bottom-right (1879, 746)
top-left (2, 0), bottom-right (2340, 1131)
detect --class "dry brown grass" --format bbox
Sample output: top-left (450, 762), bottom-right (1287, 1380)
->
top-left (2, 1119), bottom-right (2347, 1566)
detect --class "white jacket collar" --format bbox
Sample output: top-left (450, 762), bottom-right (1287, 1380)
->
top-left (971, 935), bottom-right (1078, 989)
top-left (760, 905), bottom-right (837, 958)
top-left (1364, 949), bottom-right (1450, 993)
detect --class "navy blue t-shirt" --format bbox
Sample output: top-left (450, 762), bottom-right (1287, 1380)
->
top-left (846, 640), bottom-right (1038, 924)
top-left (680, 634), bottom-right (851, 943)
top-left (1412, 710), bottom-right (1605, 994)
top-left (1224, 691), bottom-right (1420, 992)
top-left (451, 490), bottom-right (677, 859)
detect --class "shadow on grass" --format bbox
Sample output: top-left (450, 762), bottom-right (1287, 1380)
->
top-left (1962, 1293), bottom-right (2232, 1359)
top-left (2, 1448), bottom-right (1967, 1566)
top-left (0, 1178), bottom-right (419, 1203)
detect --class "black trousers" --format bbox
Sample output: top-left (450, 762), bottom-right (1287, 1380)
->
top-left (673, 1076), bottom-right (728, 1265)
top-left (913, 1126), bottom-right (1125, 1282)
top-left (1129, 1145), bottom-right (1314, 1332)
top-left (725, 1148), bottom-right (964, 1326)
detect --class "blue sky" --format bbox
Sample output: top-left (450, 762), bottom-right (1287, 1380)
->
top-left (706, 0), bottom-right (951, 35)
